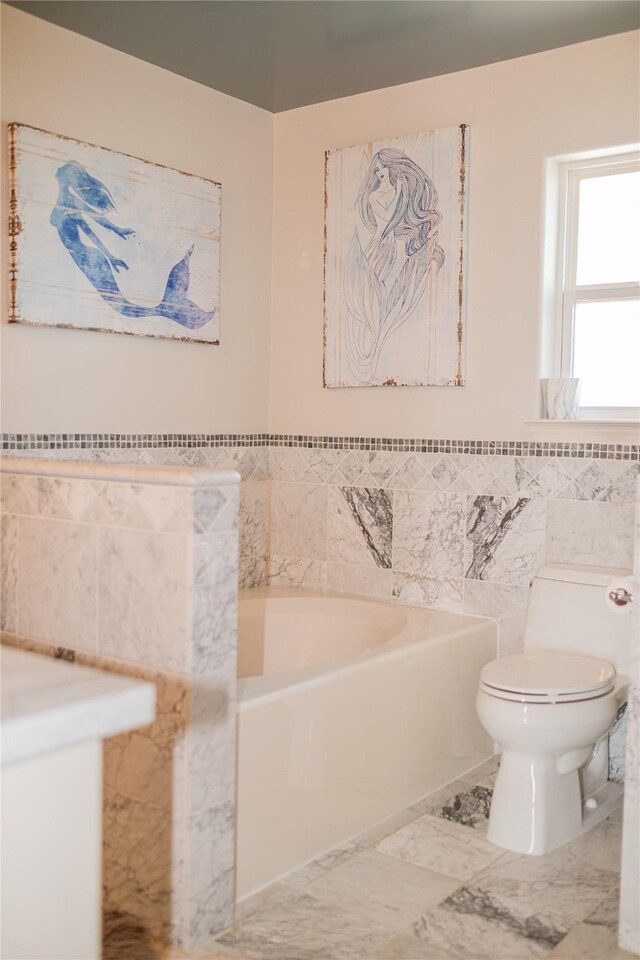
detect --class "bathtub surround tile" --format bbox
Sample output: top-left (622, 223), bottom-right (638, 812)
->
top-left (239, 482), bottom-right (269, 588)
top-left (431, 457), bottom-right (461, 491)
top-left (98, 527), bottom-right (189, 672)
top-left (495, 458), bottom-right (535, 496)
top-left (462, 579), bottom-right (530, 620)
top-left (414, 472), bottom-right (442, 493)
top-left (465, 496), bottom-right (546, 586)
top-left (270, 482), bottom-right (327, 560)
top-left (17, 515), bottom-right (98, 651)
top-left (239, 552), bottom-right (267, 591)
top-left (271, 447), bottom-right (312, 483)
top-left (327, 560), bottom-right (393, 599)
top-left (300, 449), bottom-right (343, 484)
top-left (216, 888), bottom-right (391, 960)
top-left (574, 462), bottom-right (612, 501)
top-left (367, 451), bottom-right (405, 487)
top-left (525, 459), bottom-right (578, 500)
top-left (599, 463), bottom-right (640, 503)
top-left (328, 486), bottom-right (393, 568)
top-left (304, 849), bottom-right (460, 932)
top-left (450, 457), bottom-right (498, 496)
top-left (546, 500), bottom-right (635, 568)
top-left (376, 812), bottom-right (503, 881)
top-left (333, 450), bottom-right (370, 486)
top-left (497, 612), bottom-right (528, 656)
top-left (393, 491), bottom-right (466, 579)
top-left (393, 573), bottom-right (464, 612)
top-left (268, 555), bottom-right (327, 589)
top-left (388, 453), bottom-right (430, 490)
top-left (0, 514), bottom-right (17, 633)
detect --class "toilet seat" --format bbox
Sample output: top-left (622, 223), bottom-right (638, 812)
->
top-left (480, 652), bottom-right (616, 704)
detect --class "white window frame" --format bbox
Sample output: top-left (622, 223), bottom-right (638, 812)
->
top-left (554, 150), bottom-right (640, 420)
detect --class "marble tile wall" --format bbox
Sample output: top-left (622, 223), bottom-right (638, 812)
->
top-left (2, 444), bottom-right (270, 591)
top-left (267, 446), bottom-right (637, 653)
top-left (618, 480), bottom-right (639, 954)
top-left (0, 467), bottom-right (239, 952)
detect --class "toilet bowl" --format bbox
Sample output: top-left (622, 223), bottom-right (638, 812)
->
top-left (476, 564), bottom-right (631, 856)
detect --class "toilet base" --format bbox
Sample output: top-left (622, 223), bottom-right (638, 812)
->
top-left (488, 751), bottom-right (623, 855)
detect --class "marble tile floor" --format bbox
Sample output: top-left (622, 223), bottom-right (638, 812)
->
top-left (110, 757), bottom-right (636, 960)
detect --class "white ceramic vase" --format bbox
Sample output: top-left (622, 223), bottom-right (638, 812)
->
top-left (541, 378), bottom-right (582, 419)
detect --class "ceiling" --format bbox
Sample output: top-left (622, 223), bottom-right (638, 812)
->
top-left (6, 0), bottom-right (640, 112)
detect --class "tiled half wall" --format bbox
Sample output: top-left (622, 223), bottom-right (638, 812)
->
top-left (0, 460), bottom-right (240, 951)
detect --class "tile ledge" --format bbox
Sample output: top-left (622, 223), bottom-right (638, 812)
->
top-left (525, 419), bottom-right (640, 444)
top-left (0, 457), bottom-right (241, 487)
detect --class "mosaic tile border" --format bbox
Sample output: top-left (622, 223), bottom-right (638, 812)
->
top-left (2, 433), bottom-right (639, 460)
top-left (1, 432), bottom-right (638, 459)
top-left (1, 433), bottom-right (270, 450)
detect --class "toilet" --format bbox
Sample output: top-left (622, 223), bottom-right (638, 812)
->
top-left (476, 563), bottom-right (631, 856)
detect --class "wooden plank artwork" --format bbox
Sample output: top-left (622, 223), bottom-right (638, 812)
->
top-left (323, 124), bottom-right (468, 387)
top-left (9, 123), bottom-right (221, 343)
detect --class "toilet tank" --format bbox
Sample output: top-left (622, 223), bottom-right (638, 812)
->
top-left (524, 564), bottom-right (632, 675)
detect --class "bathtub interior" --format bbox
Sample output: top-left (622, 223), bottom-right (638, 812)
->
top-left (238, 592), bottom-right (409, 679)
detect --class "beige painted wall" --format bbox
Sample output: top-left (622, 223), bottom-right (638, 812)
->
top-left (0, 6), bottom-right (273, 433)
top-left (271, 32), bottom-right (640, 438)
top-left (2, 13), bottom-right (638, 439)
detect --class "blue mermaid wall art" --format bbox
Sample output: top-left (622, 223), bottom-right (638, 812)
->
top-left (324, 125), bottom-right (468, 387)
top-left (9, 124), bottom-right (221, 343)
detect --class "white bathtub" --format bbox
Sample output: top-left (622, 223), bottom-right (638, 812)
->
top-left (236, 587), bottom-right (497, 898)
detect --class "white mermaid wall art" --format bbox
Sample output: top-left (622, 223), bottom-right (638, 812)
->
top-left (9, 124), bottom-right (220, 343)
top-left (324, 125), bottom-right (468, 387)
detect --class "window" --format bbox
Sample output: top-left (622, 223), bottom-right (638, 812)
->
top-left (554, 151), bottom-right (640, 419)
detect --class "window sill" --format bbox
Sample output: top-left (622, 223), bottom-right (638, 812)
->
top-left (525, 419), bottom-right (640, 444)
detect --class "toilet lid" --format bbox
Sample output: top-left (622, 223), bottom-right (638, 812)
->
top-left (481, 652), bottom-right (616, 703)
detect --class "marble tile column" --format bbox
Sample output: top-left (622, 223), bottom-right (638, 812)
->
top-left (0, 460), bottom-right (240, 952)
top-left (618, 480), bottom-right (639, 954)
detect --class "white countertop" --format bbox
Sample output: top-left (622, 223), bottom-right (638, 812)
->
top-left (1, 646), bottom-right (156, 766)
